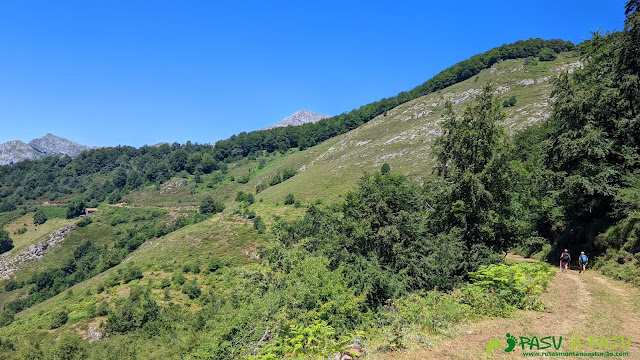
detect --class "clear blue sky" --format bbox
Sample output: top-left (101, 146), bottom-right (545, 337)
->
top-left (0, 1), bottom-right (627, 147)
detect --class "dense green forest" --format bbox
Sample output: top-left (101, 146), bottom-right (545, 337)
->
top-left (0, 142), bottom-right (229, 213)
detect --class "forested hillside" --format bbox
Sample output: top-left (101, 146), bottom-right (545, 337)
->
top-left (0, 3), bottom-right (637, 359)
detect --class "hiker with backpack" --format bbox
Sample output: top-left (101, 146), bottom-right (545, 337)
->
top-left (579, 251), bottom-right (588, 273)
top-left (560, 249), bottom-right (570, 272)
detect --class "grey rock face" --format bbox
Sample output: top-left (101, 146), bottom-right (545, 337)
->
top-left (263, 110), bottom-right (330, 130)
top-left (0, 140), bottom-right (43, 165)
top-left (0, 133), bottom-right (90, 165)
top-left (28, 133), bottom-right (90, 157)
top-left (0, 224), bottom-right (76, 280)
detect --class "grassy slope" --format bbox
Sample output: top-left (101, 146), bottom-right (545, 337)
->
top-left (246, 53), bottom-right (579, 204)
top-left (0, 211), bottom-right (268, 339)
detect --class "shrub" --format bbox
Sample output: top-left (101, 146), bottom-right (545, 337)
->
top-left (160, 278), bottom-right (171, 289)
top-left (0, 230), bottom-right (14, 254)
top-left (182, 279), bottom-right (201, 299)
top-left (0, 312), bottom-right (14, 327)
top-left (77, 216), bottom-right (93, 227)
top-left (253, 216), bottom-right (266, 234)
top-left (256, 184), bottom-right (267, 194)
top-left (238, 174), bottom-right (250, 184)
top-left (503, 96), bottom-right (517, 107)
top-left (200, 196), bottom-right (224, 214)
top-left (49, 310), bottom-right (69, 329)
top-left (284, 193), bottom-right (295, 205)
top-left (66, 197), bottom-right (85, 219)
top-left (538, 47), bottom-right (557, 61)
top-left (33, 209), bottom-right (48, 225)
top-left (269, 174), bottom-right (282, 186)
top-left (172, 271), bottom-right (186, 286)
top-left (282, 168), bottom-right (297, 181)
top-left (4, 280), bottom-right (23, 292)
top-left (183, 263), bottom-right (201, 274)
top-left (122, 265), bottom-right (143, 284)
top-left (51, 334), bottom-right (85, 360)
top-left (97, 301), bottom-right (109, 316)
top-left (380, 163), bottom-right (391, 174)
top-left (208, 257), bottom-right (224, 273)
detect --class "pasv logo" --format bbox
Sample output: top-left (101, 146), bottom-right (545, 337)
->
top-left (486, 333), bottom-right (562, 355)
top-left (486, 333), bottom-right (631, 356)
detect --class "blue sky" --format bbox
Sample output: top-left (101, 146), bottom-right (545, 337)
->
top-left (0, 1), bottom-right (627, 147)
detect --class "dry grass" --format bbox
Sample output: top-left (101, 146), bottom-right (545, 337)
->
top-left (367, 266), bottom-right (640, 360)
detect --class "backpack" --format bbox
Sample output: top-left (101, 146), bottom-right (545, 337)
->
top-left (580, 254), bottom-right (588, 263)
top-left (562, 252), bottom-right (570, 261)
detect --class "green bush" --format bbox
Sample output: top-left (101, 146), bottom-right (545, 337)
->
top-left (172, 271), bottom-right (187, 286)
top-left (269, 174), bottom-right (282, 186)
top-left (0, 230), bottom-right (14, 254)
top-left (253, 216), bottom-right (266, 234)
top-left (49, 310), bottom-right (69, 329)
top-left (200, 196), bottom-right (224, 214)
top-left (4, 280), bottom-right (23, 292)
top-left (503, 96), bottom-right (517, 107)
top-left (465, 262), bottom-right (555, 315)
top-left (284, 193), bottom-right (295, 205)
top-left (256, 183), bottom-right (267, 194)
top-left (208, 257), bottom-right (224, 273)
top-left (182, 279), bottom-right (201, 299)
top-left (66, 197), bottom-right (85, 219)
top-left (538, 47), bottom-right (557, 61)
top-left (160, 277), bottom-right (171, 289)
top-left (51, 333), bottom-right (85, 360)
top-left (122, 264), bottom-right (143, 283)
top-left (0, 312), bottom-right (14, 327)
top-left (238, 174), bottom-right (250, 184)
top-left (77, 216), bottom-right (93, 227)
top-left (33, 209), bottom-right (48, 225)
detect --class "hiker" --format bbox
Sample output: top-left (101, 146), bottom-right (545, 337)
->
top-left (579, 251), bottom-right (588, 273)
top-left (559, 249), bottom-right (570, 272)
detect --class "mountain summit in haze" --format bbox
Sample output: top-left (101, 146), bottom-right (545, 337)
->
top-left (0, 133), bottom-right (90, 165)
top-left (263, 110), bottom-right (330, 130)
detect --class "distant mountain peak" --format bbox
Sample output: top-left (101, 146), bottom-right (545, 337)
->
top-left (263, 110), bottom-right (330, 130)
top-left (28, 133), bottom-right (89, 157)
top-left (0, 134), bottom-right (90, 166)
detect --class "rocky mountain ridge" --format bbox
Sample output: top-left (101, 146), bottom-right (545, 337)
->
top-left (263, 110), bottom-right (330, 130)
top-left (0, 133), bottom-right (90, 166)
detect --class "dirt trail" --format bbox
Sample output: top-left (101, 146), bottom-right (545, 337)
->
top-left (380, 266), bottom-right (640, 360)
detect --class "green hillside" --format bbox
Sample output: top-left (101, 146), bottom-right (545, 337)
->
top-left (0, 3), bottom-right (638, 357)
top-left (249, 53), bottom-right (580, 203)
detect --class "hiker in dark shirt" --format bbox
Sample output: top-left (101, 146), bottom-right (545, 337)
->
top-left (559, 249), bottom-right (570, 272)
